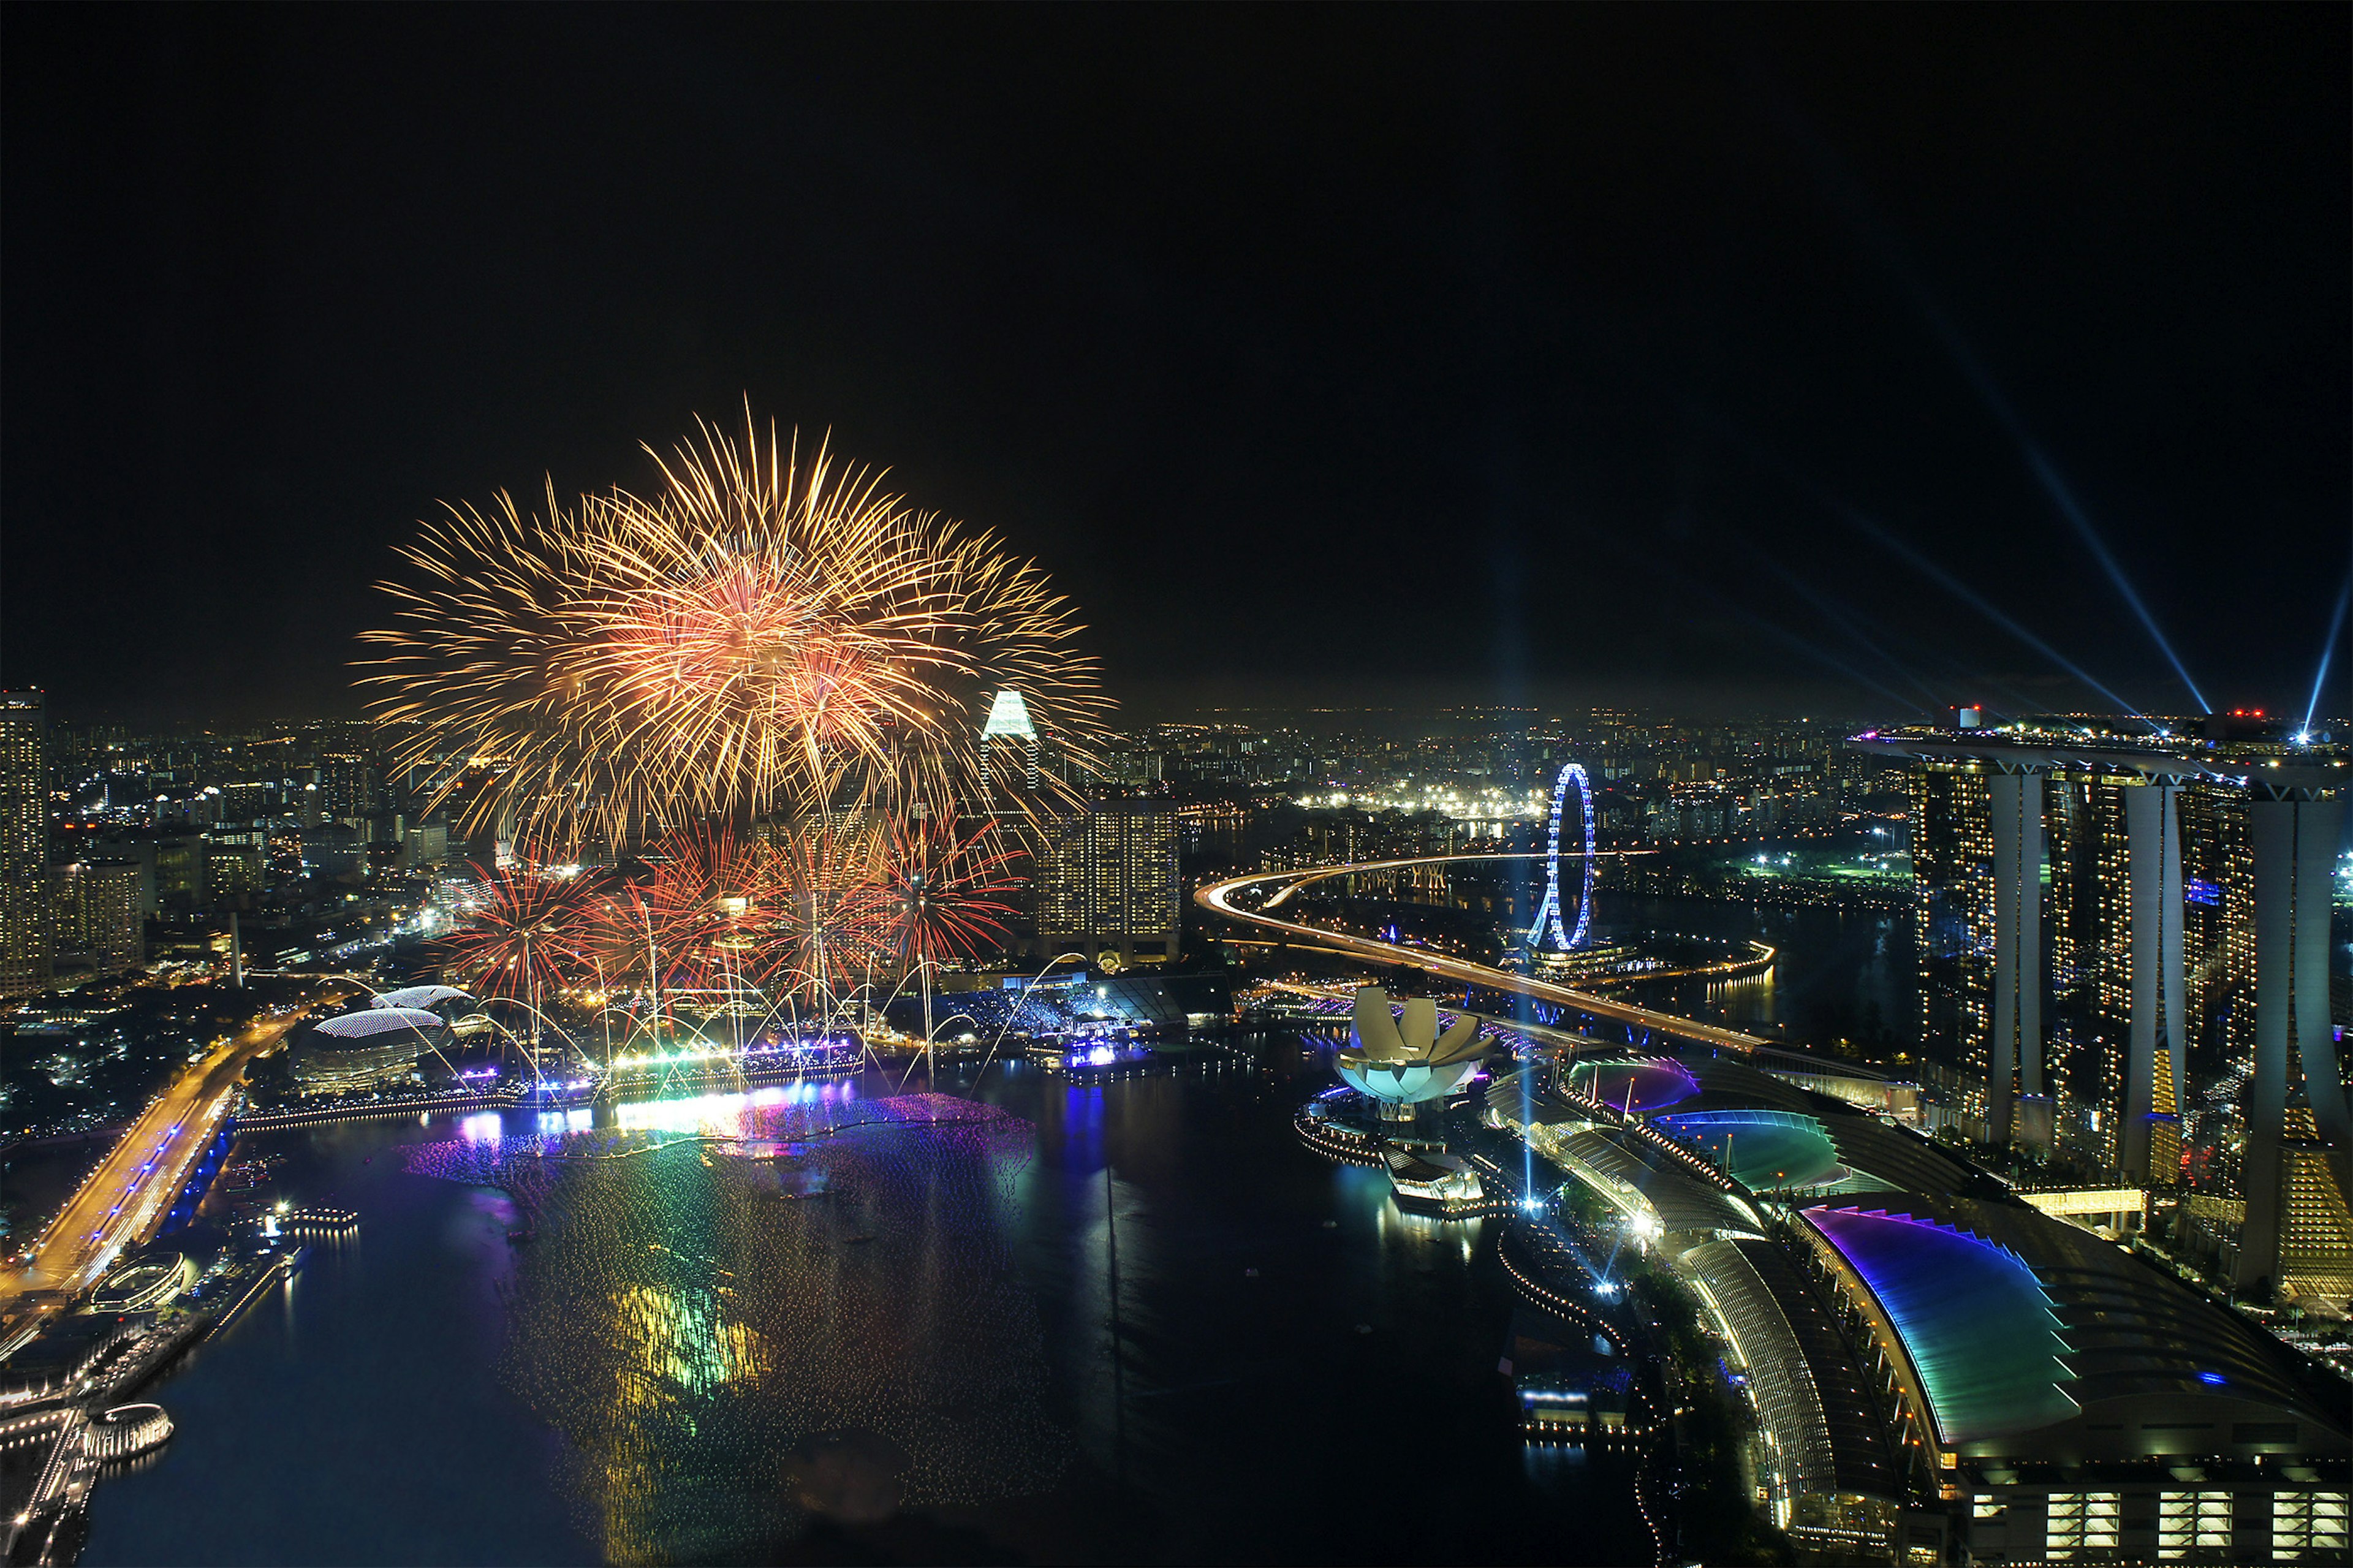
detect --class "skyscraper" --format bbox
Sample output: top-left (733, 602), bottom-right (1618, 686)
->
top-left (1039, 800), bottom-right (1180, 965)
top-left (317, 752), bottom-right (381, 825)
top-left (52, 858), bottom-right (144, 979)
top-left (982, 687), bottom-right (1041, 793)
top-left (0, 691), bottom-right (51, 996)
top-left (1909, 760), bottom-right (1994, 1121)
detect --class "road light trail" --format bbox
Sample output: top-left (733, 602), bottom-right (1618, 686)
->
top-left (0, 1001), bottom-right (331, 1341)
top-left (1195, 854), bottom-right (1775, 1055)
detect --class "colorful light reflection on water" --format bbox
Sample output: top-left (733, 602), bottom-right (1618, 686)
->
top-left (82, 1042), bottom-right (1653, 1567)
top-left (398, 1090), bottom-right (1063, 1562)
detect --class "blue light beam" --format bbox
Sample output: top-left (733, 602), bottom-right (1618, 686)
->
top-left (1828, 504), bottom-right (2154, 725)
top-left (2302, 576), bottom-right (2351, 740)
top-left (1683, 400), bottom-right (2151, 723)
top-left (1925, 322), bottom-right (2213, 714)
top-left (1757, 82), bottom-right (2213, 713)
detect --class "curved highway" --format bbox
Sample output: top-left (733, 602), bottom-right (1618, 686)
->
top-left (1, 998), bottom-right (336, 1344)
top-left (1197, 853), bottom-right (1775, 1055)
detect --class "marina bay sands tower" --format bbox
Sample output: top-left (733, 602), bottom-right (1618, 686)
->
top-left (2240, 786), bottom-right (2349, 1293)
top-left (1986, 767), bottom-right (2050, 1151)
top-left (1860, 724), bottom-right (2351, 1299)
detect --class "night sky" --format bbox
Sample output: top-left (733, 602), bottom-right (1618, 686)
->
top-left (4, 7), bottom-right (2346, 725)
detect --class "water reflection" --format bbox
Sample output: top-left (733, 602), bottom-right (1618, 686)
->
top-left (82, 1042), bottom-right (1652, 1566)
top-left (399, 1093), bottom-right (1066, 1561)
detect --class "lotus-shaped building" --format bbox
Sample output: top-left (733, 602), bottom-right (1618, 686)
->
top-left (1338, 986), bottom-right (1490, 1116)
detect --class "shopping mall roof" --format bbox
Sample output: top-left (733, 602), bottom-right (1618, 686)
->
top-left (1805, 1204), bottom-right (2078, 1449)
top-left (1563, 1057), bottom-right (1699, 1116)
top-left (1678, 1055), bottom-right (1999, 1197)
top-left (1561, 1126), bottom-right (1764, 1238)
top-left (1656, 1109), bottom-right (1848, 1192)
top-left (1802, 1194), bottom-right (2351, 1463)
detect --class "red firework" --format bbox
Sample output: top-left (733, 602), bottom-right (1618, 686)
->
top-left (771, 819), bottom-right (892, 1002)
top-left (438, 862), bottom-right (590, 1005)
top-left (877, 818), bottom-right (1020, 971)
top-left (638, 824), bottom-right (793, 994)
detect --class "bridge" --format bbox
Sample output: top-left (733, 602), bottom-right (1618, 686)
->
top-left (1196, 853), bottom-right (1777, 1056)
top-left (0, 995), bottom-right (341, 1349)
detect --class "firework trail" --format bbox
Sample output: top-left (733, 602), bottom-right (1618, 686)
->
top-left (362, 412), bottom-right (1107, 849)
top-left (877, 817), bottom-right (1021, 972)
top-left (436, 863), bottom-right (589, 1004)
top-left (768, 816), bottom-right (894, 1008)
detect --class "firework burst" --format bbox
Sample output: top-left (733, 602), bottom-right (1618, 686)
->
top-left (361, 412), bottom-right (1108, 849)
top-left (877, 818), bottom-right (1021, 973)
top-left (436, 863), bottom-right (589, 1008)
top-left (630, 824), bottom-right (793, 996)
top-left (769, 817), bottom-right (893, 1006)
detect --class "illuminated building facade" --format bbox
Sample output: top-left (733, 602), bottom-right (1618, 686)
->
top-left (0, 690), bottom-right (52, 996)
top-left (1795, 1193), bottom-right (2349, 1566)
top-left (1510, 1035), bottom-right (2350, 1564)
top-left (981, 687), bottom-right (1041, 794)
top-left (1865, 726), bottom-right (2351, 1308)
top-left (316, 752), bottom-right (381, 825)
top-left (2236, 790), bottom-right (2349, 1295)
top-left (1039, 799), bottom-right (1179, 964)
top-left (292, 1008), bottom-right (440, 1095)
top-left (1908, 762), bottom-right (1993, 1124)
top-left (51, 858), bottom-right (144, 979)
top-left (207, 844), bottom-right (264, 907)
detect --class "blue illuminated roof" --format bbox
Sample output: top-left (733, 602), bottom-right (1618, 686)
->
top-left (1805, 1205), bottom-right (2077, 1447)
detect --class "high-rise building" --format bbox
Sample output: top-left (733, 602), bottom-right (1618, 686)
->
top-left (1909, 761), bottom-right (1994, 1120)
top-left (1868, 724), bottom-right (2351, 1308)
top-left (1039, 800), bottom-right (1180, 965)
top-left (403, 819), bottom-right (449, 870)
top-left (153, 833), bottom-right (210, 911)
top-left (1911, 758), bottom-right (2225, 1165)
top-left (317, 753), bottom-right (381, 825)
top-left (982, 688), bottom-right (1041, 795)
top-left (51, 858), bottom-right (145, 979)
top-left (207, 844), bottom-right (265, 907)
top-left (0, 691), bottom-right (52, 996)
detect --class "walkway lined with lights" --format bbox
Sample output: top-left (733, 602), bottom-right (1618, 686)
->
top-left (1197, 854), bottom-right (1776, 1055)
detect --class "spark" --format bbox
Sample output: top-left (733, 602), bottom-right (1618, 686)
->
top-left (876, 818), bottom-right (1021, 972)
top-left (436, 863), bottom-right (588, 1005)
top-left (361, 409), bottom-right (1107, 850)
top-left (767, 815), bottom-right (893, 1006)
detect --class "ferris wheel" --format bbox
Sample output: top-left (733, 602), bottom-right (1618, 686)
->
top-left (1526, 762), bottom-right (1595, 952)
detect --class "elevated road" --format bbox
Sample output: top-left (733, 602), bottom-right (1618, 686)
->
top-left (1197, 854), bottom-right (1775, 1055)
top-left (1, 999), bottom-right (332, 1341)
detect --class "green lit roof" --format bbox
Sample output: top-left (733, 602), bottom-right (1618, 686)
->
top-left (980, 689), bottom-right (1036, 738)
top-left (1805, 1205), bottom-right (2077, 1448)
top-left (1657, 1109), bottom-right (1844, 1191)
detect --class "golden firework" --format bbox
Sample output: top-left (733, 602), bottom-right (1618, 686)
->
top-left (361, 411), bottom-right (1107, 849)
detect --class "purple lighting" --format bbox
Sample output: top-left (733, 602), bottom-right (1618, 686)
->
top-left (1803, 1206), bottom-right (2076, 1447)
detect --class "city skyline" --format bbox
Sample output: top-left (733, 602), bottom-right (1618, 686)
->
top-left (2, 12), bottom-right (2348, 1568)
top-left (4, 7), bottom-right (2348, 724)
